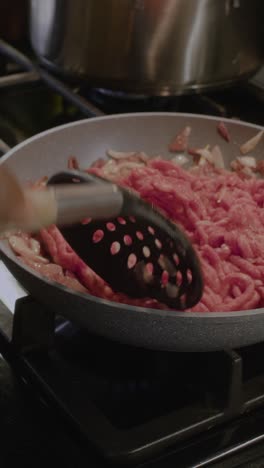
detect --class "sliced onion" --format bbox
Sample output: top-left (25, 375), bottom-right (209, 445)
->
top-left (240, 129), bottom-right (264, 155)
top-left (231, 157), bottom-right (256, 178)
top-left (107, 149), bottom-right (136, 159)
top-left (29, 237), bottom-right (41, 255)
top-left (197, 147), bottom-right (213, 164)
top-left (9, 235), bottom-right (49, 264)
top-left (211, 145), bottom-right (225, 169)
top-left (236, 156), bottom-right (257, 169)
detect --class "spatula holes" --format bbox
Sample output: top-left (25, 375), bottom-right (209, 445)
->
top-left (176, 271), bottom-right (183, 286)
top-left (143, 263), bottom-right (153, 283)
top-left (158, 254), bottom-right (166, 270)
top-left (110, 241), bottom-right (121, 255)
top-left (124, 235), bottom-right (132, 246)
top-left (148, 226), bottom-right (155, 235)
top-left (129, 216), bottom-right (136, 223)
top-left (143, 246), bottom-right (151, 258)
top-left (187, 269), bottom-right (192, 284)
top-left (173, 253), bottom-right (179, 265)
top-left (161, 270), bottom-right (169, 286)
top-left (158, 255), bottom-right (176, 276)
top-left (145, 262), bottom-right (154, 275)
top-left (155, 238), bottom-right (162, 249)
top-left (106, 222), bottom-right (116, 232)
top-left (82, 217), bottom-right (92, 225)
top-left (166, 283), bottom-right (179, 299)
top-left (118, 217), bottom-right (126, 225)
top-left (127, 253), bottom-right (137, 269)
top-left (136, 231), bottom-right (144, 240)
top-left (92, 229), bottom-right (104, 243)
top-left (180, 294), bottom-right (187, 308)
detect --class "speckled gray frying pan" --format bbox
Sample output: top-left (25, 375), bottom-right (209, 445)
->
top-left (0, 112), bottom-right (264, 352)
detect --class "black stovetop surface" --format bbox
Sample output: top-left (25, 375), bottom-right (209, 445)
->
top-left (2, 296), bottom-right (264, 467)
top-left (1, 349), bottom-right (264, 468)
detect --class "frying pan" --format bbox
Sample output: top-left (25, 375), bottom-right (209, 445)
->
top-left (0, 112), bottom-right (264, 352)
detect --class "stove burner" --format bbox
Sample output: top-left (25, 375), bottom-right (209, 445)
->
top-left (55, 321), bottom-right (229, 429)
top-left (0, 295), bottom-right (262, 465)
top-left (80, 86), bottom-right (181, 114)
top-left (95, 88), bottom-right (148, 100)
top-left (1, 295), bottom-right (264, 466)
top-left (80, 86), bottom-right (231, 117)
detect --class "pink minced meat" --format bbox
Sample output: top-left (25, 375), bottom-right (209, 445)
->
top-left (9, 155), bottom-right (264, 313)
top-left (90, 157), bottom-right (264, 312)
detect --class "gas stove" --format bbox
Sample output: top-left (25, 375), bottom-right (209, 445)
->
top-left (1, 39), bottom-right (264, 467)
top-left (3, 279), bottom-right (264, 467)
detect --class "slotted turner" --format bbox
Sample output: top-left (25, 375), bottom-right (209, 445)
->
top-left (47, 170), bottom-right (203, 309)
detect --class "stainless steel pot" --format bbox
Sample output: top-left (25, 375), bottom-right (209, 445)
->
top-left (30, 0), bottom-right (264, 96)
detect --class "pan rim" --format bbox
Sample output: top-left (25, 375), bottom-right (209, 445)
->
top-left (1, 111), bottom-right (263, 320)
top-left (0, 111), bottom-right (263, 167)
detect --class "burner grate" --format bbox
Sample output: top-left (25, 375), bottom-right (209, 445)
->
top-left (1, 296), bottom-right (263, 465)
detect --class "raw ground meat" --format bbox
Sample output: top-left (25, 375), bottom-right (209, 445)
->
top-left (7, 124), bottom-right (264, 313)
top-left (8, 149), bottom-right (264, 313)
top-left (90, 157), bottom-right (264, 312)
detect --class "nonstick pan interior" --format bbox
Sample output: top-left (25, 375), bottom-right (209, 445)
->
top-left (1, 112), bottom-right (264, 352)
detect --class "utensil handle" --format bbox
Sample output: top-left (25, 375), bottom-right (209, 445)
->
top-left (52, 183), bottom-right (124, 226)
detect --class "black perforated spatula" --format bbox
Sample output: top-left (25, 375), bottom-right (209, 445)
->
top-left (46, 170), bottom-right (203, 309)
